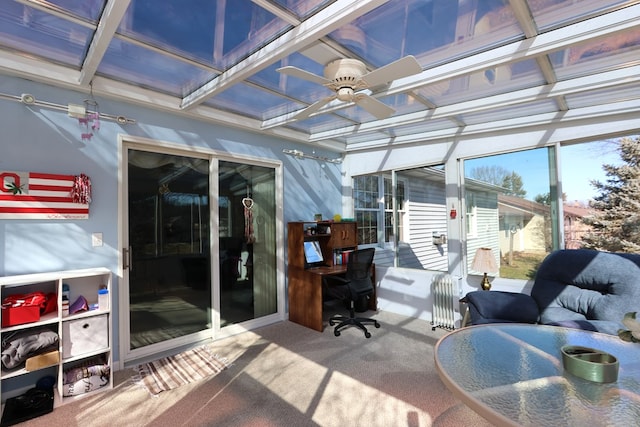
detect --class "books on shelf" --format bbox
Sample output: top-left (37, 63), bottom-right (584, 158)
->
top-left (333, 249), bottom-right (354, 265)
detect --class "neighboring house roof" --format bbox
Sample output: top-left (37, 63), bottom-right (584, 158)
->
top-left (563, 203), bottom-right (594, 218)
top-left (498, 194), bottom-right (550, 219)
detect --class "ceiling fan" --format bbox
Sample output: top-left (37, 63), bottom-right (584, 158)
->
top-left (277, 55), bottom-right (422, 120)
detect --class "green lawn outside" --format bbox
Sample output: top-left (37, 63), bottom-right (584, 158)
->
top-left (500, 252), bottom-right (548, 280)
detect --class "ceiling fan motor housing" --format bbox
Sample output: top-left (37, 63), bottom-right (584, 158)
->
top-left (324, 58), bottom-right (367, 92)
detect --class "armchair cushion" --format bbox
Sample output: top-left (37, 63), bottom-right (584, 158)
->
top-left (531, 249), bottom-right (640, 335)
top-left (464, 249), bottom-right (640, 335)
top-left (465, 290), bottom-right (539, 325)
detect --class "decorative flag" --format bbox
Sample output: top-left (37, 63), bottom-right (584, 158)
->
top-left (0, 171), bottom-right (90, 219)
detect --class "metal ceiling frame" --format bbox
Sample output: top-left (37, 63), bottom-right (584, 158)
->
top-left (0, 0), bottom-right (639, 154)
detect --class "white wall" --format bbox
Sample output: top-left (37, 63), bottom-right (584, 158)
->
top-left (0, 75), bottom-right (344, 363)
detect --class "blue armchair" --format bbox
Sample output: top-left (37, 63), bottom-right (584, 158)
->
top-left (464, 249), bottom-right (640, 335)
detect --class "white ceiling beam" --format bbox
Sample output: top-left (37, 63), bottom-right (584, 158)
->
top-left (507, 0), bottom-right (537, 38)
top-left (343, 98), bottom-right (640, 152)
top-left (180, 0), bottom-right (389, 109)
top-left (0, 49), bottom-right (82, 88)
top-left (264, 3), bottom-right (640, 130)
top-left (14, 0), bottom-right (94, 28)
top-left (251, 0), bottom-right (301, 26)
top-left (79, 0), bottom-right (131, 86)
top-left (307, 64), bottom-right (640, 142)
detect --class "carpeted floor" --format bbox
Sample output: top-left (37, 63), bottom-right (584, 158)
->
top-left (24, 310), bottom-right (494, 427)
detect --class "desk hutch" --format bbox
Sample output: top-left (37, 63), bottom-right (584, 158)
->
top-left (287, 221), bottom-right (376, 331)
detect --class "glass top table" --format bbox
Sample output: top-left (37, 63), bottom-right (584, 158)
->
top-left (435, 324), bottom-right (640, 427)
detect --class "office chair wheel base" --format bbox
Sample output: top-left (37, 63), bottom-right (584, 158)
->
top-left (374, 321), bottom-right (380, 328)
top-left (364, 331), bottom-right (371, 338)
top-left (334, 330), bottom-right (341, 337)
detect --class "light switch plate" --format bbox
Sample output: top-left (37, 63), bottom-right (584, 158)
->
top-left (92, 232), bottom-right (103, 247)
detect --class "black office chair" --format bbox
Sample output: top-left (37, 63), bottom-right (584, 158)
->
top-left (323, 248), bottom-right (380, 338)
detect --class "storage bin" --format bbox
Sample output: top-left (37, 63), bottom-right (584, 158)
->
top-left (62, 314), bottom-right (108, 358)
top-left (1, 305), bottom-right (40, 327)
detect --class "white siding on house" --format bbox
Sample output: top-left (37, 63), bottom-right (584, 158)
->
top-left (370, 174), bottom-right (448, 271)
top-left (401, 178), bottom-right (448, 271)
top-left (467, 190), bottom-right (500, 273)
top-left (405, 200), bottom-right (448, 270)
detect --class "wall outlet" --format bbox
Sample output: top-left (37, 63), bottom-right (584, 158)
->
top-left (92, 232), bottom-right (103, 247)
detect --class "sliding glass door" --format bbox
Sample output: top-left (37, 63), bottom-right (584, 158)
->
top-left (121, 142), bottom-right (281, 363)
top-left (126, 149), bottom-right (212, 354)
top-left (218, 161), bottom-right (277, 326)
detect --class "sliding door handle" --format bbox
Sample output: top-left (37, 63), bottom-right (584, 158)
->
top-left (123, 247), bottom-right (133, 270)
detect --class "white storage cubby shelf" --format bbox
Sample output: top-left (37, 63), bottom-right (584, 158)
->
top-left (0, 267), bottom-right (113, 411)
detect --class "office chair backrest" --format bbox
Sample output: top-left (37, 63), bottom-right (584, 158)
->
top-left (345, 248), bottom-right (375, 294)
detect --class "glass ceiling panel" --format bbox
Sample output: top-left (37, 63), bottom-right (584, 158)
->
top-left (388, 117), bottom-right (457, 138)
top-left (343, 130), bottom-right (394, 145)
top-left (565, 82), bottom-right (640, 109)
top-left (45, 0), bottom-right (106, 21)
top-left (271, 0), bottom-right (335, 19)
top-left (550, 29), bottom-right (640, 80)
top-left (384, 93), bottom-right (433, 116)
top-left (328, 0), bottom-right (523, 69)
top-left (459, 99), bottom-right (558, 126)
top-left (98, 39), bottom-right (214, 97)
top-left (248, 53), bottom-right (326, 104)
top-left (0, 2), bottom-right (95, 68)
top-left (530, 0), bottom-right (636, 32)
top-left (204, 82), bottom-right (296, 120)
top-left (118, 0), bottom-right (291, 70)
top-left (286, 113), bottom-right (352, 134)
top-left (417, 58), bottom-right (544, 107)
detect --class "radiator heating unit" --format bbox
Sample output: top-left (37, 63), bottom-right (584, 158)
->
top-left (431, 273), bottom-right (458, 330)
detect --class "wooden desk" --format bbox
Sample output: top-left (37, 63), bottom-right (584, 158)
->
top-left (288, 265), bottom-right (376, 332)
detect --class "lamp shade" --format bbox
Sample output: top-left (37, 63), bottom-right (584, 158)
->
top-left (471, 247), bottom-right (498, 273)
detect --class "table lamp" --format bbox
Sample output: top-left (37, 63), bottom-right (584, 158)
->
top-left (472, 247), bottom-right (498, 290)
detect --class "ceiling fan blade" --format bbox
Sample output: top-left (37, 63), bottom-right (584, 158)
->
top-left (354, 93), bottom-right (395, 120)
top-left (276, 66), bottom-right (331, 86)
top-left (294, 95), bottom-right (336, 120)
top-left (360, 55), bottom-right (422, 88)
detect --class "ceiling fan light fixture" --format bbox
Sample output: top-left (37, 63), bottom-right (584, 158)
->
top-left (336, 87), bottom-right (354, 101)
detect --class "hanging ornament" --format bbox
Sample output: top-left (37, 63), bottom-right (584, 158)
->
top-left (79, 98), bottom-right (100, 141)
top-left (243, 184), bottom-right (255, 244)
top-left (77, 84), bottom-right (100, 141)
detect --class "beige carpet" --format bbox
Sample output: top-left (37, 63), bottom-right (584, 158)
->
top-left (134, 346), bottom-right (228, 395)
top-left (25, 309), bottom-right (494, 427)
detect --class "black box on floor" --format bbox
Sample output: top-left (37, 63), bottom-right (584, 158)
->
top-left (0, 388), bottom-right (54, 427)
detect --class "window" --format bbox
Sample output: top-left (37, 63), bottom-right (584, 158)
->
top-left (353, 165), bottom-right (447, 271)
top-left (384, 177), bottom-right (405, 243)
top-left (465, 191), bottom-right (477, 238)
top-left (463, 147), bottom-right (558, 280)
top-left (354, 175), bottom-right (406, 246)
top-left (354, 175), bottom-right (380, 245)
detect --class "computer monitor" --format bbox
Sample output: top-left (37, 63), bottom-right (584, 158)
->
top-left (303, 240), bottom-right (324, 267)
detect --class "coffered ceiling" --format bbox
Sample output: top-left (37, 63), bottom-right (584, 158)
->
top-left (1, 0), bottom-right (639, 153)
